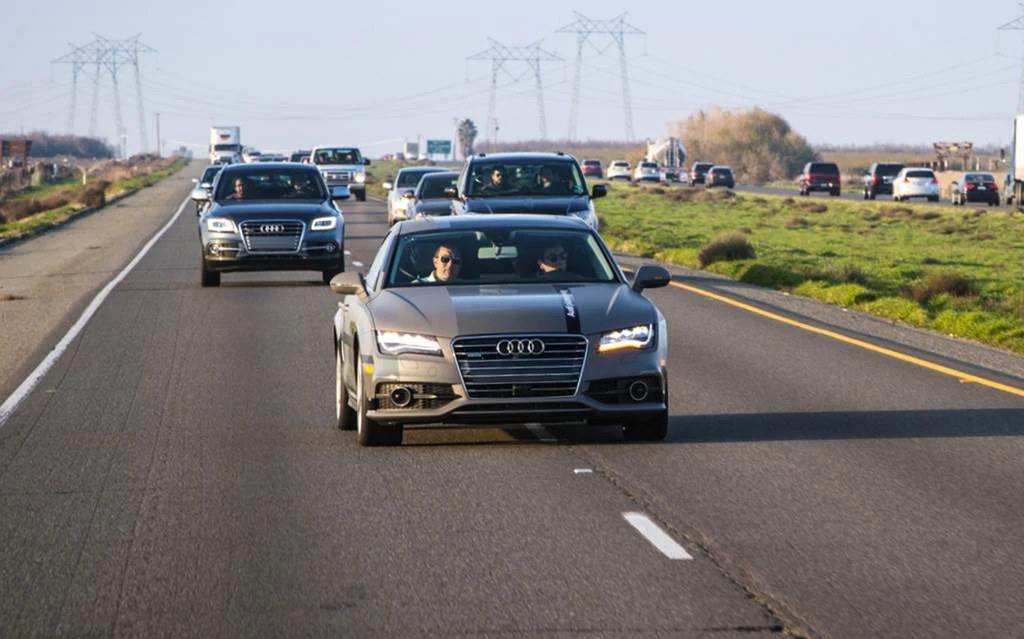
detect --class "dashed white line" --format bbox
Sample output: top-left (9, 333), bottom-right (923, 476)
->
top-left (623, 512), bottom-right (692, 560)
top-left (0, 194), bottom-right (192, 428)
top-left (351, 260), bottom-right (364, 268)
top-left (573, 468), bottom-right (594, 475)
top-left (343, 249), bottom-right (351, 256)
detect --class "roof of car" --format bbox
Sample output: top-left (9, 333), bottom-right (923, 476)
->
top-left (469, 152), bottom-right (577, 163)
top-left (218, 162), bottom-right (321, 174)
top-left (418, 171), bottom-right (459, 180)
top-left (397, 166), bottom-right (448, 173)
top-left (396, 214), bottom-right (593, 235)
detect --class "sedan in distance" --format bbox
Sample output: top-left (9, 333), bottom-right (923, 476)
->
top-left (706, 165), bottom-right (735, 188)
top-left (190, 164), bottom-right (224, 215)
top-left (581, 159), bottom-right (603, 179)
top-left (951, 172), bottom-right (1000, 206)
top-left (409, 171), bottom-right (458, 218)
top-left (606, 160), bottom-right (631, 181)
top-left (329, 215), bottom-right (671, 446)
top-left (633, 161), bottom-right (661, 182)
top-left (688, 162), bottom-right (715, 186)
top-left (198, 163), bottom-right (345, 287)
top-left (892, 167), bottom-right (939, 202)
top-left (385, 167), bottom-right (449, 226)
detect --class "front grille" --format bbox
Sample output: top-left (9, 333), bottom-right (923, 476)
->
top-left (239, 220), bottom-right (304, 253)
top-left (453, 335), bottom-right (587, 399)
top-left (326, 171), bottom-right (352, 184)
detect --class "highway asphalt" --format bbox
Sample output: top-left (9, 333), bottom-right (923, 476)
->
top-left (1, 165), bottom-right (1023, 637)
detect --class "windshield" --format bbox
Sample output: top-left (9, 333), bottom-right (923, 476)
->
top-left (386, 228), bottom-right (617, 287)
top-left (313, 148), bottom-right (362, 165)
top-left (397, 169), bottom-right (441, 188)
top-left (200, 166), bottom-right (223, 183)
top-left (417, 174), bottom-right (457, 199)
top-left (906, 170), bottom-right (934, 179)
top-left (964, 174), bottom-right (995, 183)
top-left (466, 160), bottom-right (586, 197)
top-left (214, 169), bottom-right (326, 201)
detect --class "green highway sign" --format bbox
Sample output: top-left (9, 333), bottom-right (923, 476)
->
top-left (426, 139), bottom-right (451, 155)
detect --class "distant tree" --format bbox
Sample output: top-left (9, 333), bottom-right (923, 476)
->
top-left (0, 131), bottom-right (116, 159)
top-left (674, 108), bottom-right (817, 183)
top-left (457, 119), bottom-right (478, 158)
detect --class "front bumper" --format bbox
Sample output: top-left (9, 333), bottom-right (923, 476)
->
top-left (201, 230), bottom-right (344, 273)
top-left (362, 346), bottom-right (666, 428)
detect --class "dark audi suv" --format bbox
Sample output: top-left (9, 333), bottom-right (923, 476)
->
top-left (198, 163), bottom-right (345, 287)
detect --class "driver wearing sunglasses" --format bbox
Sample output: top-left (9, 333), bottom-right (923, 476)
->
top-left (416, 243), bottom-right (462, 283)
top-left (537, 242), bottom-right (569, 276)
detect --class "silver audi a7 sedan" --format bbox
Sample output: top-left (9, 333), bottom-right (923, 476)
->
top-left (330, 215), bottom-right (671, 446)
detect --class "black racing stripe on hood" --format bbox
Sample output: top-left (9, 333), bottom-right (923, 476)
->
top-left (555, 286), bottom-right (581, 334)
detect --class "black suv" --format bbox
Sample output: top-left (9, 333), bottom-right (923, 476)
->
top-left (689, 162), bottom-right (716, 186)
top-left (862, 162), bottom-right (904, 200)
top-left (799, 162), bottom-right (841, 197)
top-left (448, 152), bottom-right (606, 231)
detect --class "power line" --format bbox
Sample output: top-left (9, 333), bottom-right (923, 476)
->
top-left (998, 5), bottom-right (1024, 112)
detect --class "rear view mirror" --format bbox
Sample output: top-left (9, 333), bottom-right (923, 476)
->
top-left (402, 190), bottom-right (415, 199)
top-left (632, 265), bottom-right (671, 293)
top-left (591, 184), bottom-right (607, 198)
top-left (364, 159), bottom-right (371, 166)
top-left (330, 272), bottom-right (367, 297)
top-left (191, 178), bottom-right (198, 184)
top-left (382, 182), bottom-right (392, 190)
top-left (444, 186), bottom-right (458, 199)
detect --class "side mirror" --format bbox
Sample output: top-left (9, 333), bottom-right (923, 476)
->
top-left (191, 190), bottom-right (211, 202)
top-left (330, 271), bottom-right (367, 297)
top-left (382, 182), bottom-right (392, 190)
top-left (591, 183), bottom-right (607, 198)
top-left (402, 190), bottom-right (415, 199)
top-left (632, 265), bottom-right (671, 293)
top-left (364, 158), bottom-right (371, 165)
top-left (191, 178), bottom-right (198, 184)
top-left (332, 186), bottom-right (352, 200)
top-left (444, 186), bottom-right (458, 199)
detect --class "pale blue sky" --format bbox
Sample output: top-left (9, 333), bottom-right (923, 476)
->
top-left (2, 0), bottom-right (1021, 156)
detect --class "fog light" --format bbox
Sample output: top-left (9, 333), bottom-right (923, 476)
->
top-left (628, 380), bottom-right (649, 402)
top-left (389, 387), bottom-right (415, 408)
top-left (325, 242), bottom-right (338, 253)
top-left (206, 243), bottom-right (221, 256)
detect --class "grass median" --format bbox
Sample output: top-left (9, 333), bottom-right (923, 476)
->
top-left (0, 157), bottom-right (188, 242)
top-left (598, 183), bottom-right (1024, 354)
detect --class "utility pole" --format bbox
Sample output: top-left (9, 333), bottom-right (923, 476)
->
top-left (468, 38), bottom-right (561, 145)
top-left (556, 12), bottom-right (644, 141)
top-left (999, 4), bottom-right (1024, 112)
top-left (155, 112), bottom-right (161, 157)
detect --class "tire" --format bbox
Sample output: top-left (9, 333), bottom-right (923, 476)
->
top-left (863, 189), bottom-right (869, 200)
top-left (200, 258), bottom-right (220, 287)
top-left (831, 188), bottom-right (840, 197)
top-left (355, 351), bottom-right (402, 447)
top-left (336, 346), bottom-right (356, 431)
top-left (355, 190), bottom-right (367, 202)
top-left (799, 188), bottom-right (808, 196)
top-left (622, 410), bottom-right (668, 442)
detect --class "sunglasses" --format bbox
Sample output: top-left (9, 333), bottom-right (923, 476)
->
top-left (543, 251), bottom-right (568, 263)
top-left (438, 255), bottom-right (461, 265)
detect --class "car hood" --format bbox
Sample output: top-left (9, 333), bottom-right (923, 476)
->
top-left (316, 164), bottom-right (363, 171)
top-left (206, 202), bottom-right (336, 220)
top-left (368, 282), bottom-right (655, 338)
top-left (464, 196), bottom-right (590, 215)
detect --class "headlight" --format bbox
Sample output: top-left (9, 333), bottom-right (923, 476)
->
top-left (376, 331), bottom-right (442, 356)
top-left (205, 217), bottom-right (237, 233)
top-left (311, 216), bottom-right (337, 231)
top-left (597, 324), bottom-right (653, 353)
top-left (355, 172), bottom-right (366, 183)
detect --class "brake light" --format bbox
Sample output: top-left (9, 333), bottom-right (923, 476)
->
top-left (871, 175), bottom-right (878, 184)
top-left (965, 183), bottom-right (976, 190)
top-left (931, 177), bottom-right (938, 185)
top-left (904, 176), bottom-right (910, 182)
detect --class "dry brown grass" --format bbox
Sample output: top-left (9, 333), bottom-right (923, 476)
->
top-left (911, 272), bottom-right (976, 303)
top-left (698, 233), bottom-right (756, 267)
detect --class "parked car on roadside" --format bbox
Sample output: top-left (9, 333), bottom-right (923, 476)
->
top-left (862, 162), bottom-right (904, 199)
top-left (950, 172), bottom-right (1000, 206)
top-left (706, 166), bottom-right (735, 188)
top-left (633, 161), bottom-right (661, 182)
top-left (799, 162), bottom-right (841, 197)
top-left (892, 167), bottom-right (939, 202)
top-left (385, 167), bottom-right (449, 226)
top-left (688, 162), bottom-right (715, 186)
top-left (607, 160), bottom-right (631, 181)
top-left (581, 159), bottom-right (603, 179)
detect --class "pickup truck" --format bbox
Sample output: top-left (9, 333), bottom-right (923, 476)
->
top-left (311, 146), bottom-right (369, 201)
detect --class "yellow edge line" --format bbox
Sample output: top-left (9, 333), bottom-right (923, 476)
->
top-left (668, 280), bottom-right (1024, 399)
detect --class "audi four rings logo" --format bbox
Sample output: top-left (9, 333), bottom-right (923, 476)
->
top-left (496, 339), bottom-right (545, 355)
top-left (260, 224), bottom-right (285, 233)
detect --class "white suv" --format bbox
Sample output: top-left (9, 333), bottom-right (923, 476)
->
top-left (892, 167), bottom-right (939, 202)
top-left (607, 160), bottom-right (631, 181)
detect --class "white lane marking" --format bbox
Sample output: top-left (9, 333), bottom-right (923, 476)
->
top-left (623, 512), bottom-right (692, 560)
top-left (343, 250), bottom-right (351, 256)
top-left (0, 195), bottom-right (191, 428)
top-left (524, 423), bottom-right (555, 441)
top-left (351, 261), bottom-right (364, 268)
top-left (573, 468), bottom-right (594, 475)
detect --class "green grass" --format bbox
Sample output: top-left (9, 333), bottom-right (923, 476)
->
top-left (0, 158), bottom-right (187, 241)
top-left (597, 183), bottom-right (1024, 353)
top-left (5, 176), bottom-right (81, 201)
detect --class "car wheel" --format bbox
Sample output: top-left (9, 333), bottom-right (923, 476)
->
top-left (869, 192), bottom-right (876, 200)
top-left (200, 258), bottom-right (220, 287)
top-left (356, 190), bottom-right (366, 202)
top-left (336, 346), bottom-right (357, 431)
top-left (355, 351), bottom-right (402, 447)
top-left (622, 410), bottom-right (668, 442)
top-left (863, 189), bottom-right (869, 200)
top-left (831, 188), bottom-right (840, 197)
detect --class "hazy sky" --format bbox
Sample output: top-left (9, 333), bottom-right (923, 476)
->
top-left (3, 0), bottom-right (1022, 157)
